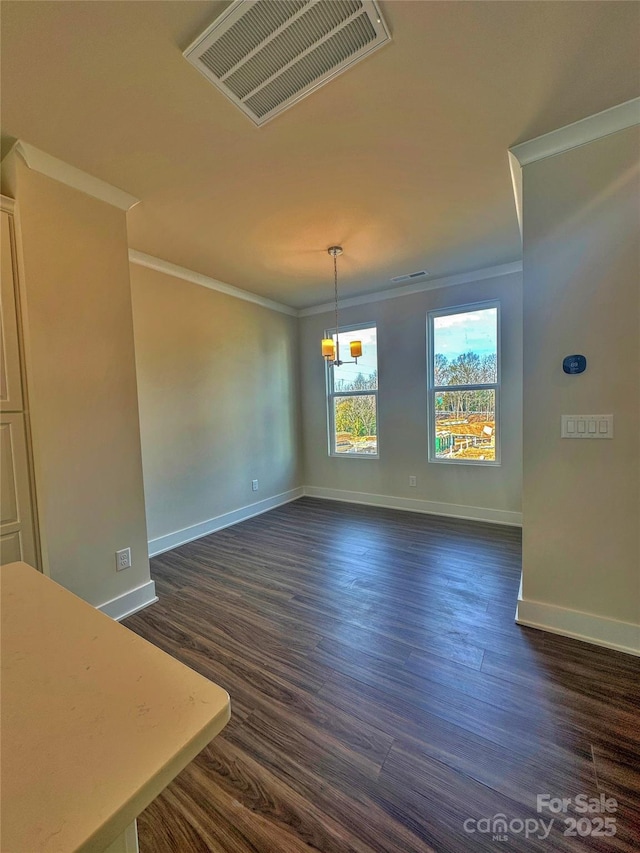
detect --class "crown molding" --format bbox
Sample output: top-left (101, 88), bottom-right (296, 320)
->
top-left (508, 151), bottom-right (523, 241)
top-left (129, 252), bottom-right (521, 318)
top-left (298, 261), bottom-right (522, 317)
top-left (2, 141), bottom-right (140, 211)
top-left (509, 97), bottom-right (640, 167)
top-left (128, 250), bottom-right (298, 317)
top-left (508, 98), bottom-right (640, 241)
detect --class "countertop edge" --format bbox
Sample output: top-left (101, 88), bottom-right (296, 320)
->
top-left (79, 696), bottom-right (231, 852)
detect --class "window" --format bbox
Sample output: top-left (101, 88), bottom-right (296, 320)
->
top-left (326, 324), bottom-right (378, 457)
top-left (427, 302), bottom-right (499, 464)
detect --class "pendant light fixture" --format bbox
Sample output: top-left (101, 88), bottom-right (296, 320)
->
top-left (321, 246), bottom-right (362, 366)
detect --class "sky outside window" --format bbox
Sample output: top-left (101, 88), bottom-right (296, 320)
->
top-left (433, 308), bottom-right (497, 364)
top-left (332, 327), bottom-right (378, 391)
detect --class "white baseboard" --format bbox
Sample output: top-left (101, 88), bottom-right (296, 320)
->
top-left (148, 487), bottom-right (304, 557)
top-left (516, 595), bottom-right (640, 657)
top-left (303, 486), bottom-right (522, 527)
top-left (97, 580), bottom-right (158, 622)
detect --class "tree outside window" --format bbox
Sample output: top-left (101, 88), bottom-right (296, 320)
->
top-left (326, 325), bottom-right (378, 457)
top-left (428, 304), bottom-right (500, 464)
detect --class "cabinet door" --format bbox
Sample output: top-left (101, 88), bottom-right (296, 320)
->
top-left (0, 412), bottom-right (36, 567)
top-left (1, 210), bottom-right (24, 411)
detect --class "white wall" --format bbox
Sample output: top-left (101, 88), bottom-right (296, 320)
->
top-left (6, 161), bottom-right (151, 610)
top-left (130, 263), bottom-right (302, 553)
top-left (299, 272), bottom-right (523, 524)
top-left (519, 124), bottom-right (639, 652)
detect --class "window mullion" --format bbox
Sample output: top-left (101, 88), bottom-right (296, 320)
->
top-left (331, 390), bottom-right (378, 399)
top-left (432, 383), bottom-right (498, 393)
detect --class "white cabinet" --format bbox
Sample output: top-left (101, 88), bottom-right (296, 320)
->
top-left (1, 209), bottom-right (23, 411)
top-left (0, 202), bottom-right (38, 567)
top-left (0, 412), bottom-right (37, 565)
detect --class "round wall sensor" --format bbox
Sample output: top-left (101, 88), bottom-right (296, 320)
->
top-left (563, 354), bottom-right (587, 374)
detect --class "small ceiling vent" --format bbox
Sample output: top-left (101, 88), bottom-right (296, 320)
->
top-left (184, 0), bottom-right (391, 126)
top-left (391, 270), bottom-right (429, 284)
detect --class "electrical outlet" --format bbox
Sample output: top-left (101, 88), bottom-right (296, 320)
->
top-left (409, 475), bottom-right (417, 487)
top-left (252, 479), bottom-right (259, 491)
top-left (116, 547), bottom-right (131, 571)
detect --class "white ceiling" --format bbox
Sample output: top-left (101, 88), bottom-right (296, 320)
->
top-left (1, 1), bottom-right (638, 308)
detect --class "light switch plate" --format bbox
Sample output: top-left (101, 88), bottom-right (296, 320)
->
top-left (561, 415), bottom-right (613, 439)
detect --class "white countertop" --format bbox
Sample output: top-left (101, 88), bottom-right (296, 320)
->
top-left (1, 562), bottom-right (230, 853)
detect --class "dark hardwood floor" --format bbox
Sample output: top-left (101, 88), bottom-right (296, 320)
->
top-left (125, 498), bottom-right (640, 852)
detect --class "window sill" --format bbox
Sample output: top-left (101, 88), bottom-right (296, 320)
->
top-left (329, 453), bottom-right (379, 460)
top-left (428, 457), bottom-right (501, 467)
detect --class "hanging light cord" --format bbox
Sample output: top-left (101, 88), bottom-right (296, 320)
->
top-left (333, 249), bottom-right (340, 365)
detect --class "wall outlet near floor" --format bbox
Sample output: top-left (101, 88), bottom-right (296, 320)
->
top-left (116, 547), bottom-right (131, 571)
top-left (409, 475), bottom-right (417, 487)
top-left (252, 479), bottom-right (259, 492)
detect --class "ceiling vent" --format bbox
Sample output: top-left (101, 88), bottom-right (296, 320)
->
top-left (184, 0), bottom-right (390, 126)
top-left (391, 270), bottom-right (429, 284)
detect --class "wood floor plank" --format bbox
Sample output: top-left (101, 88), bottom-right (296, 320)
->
top-left (590, 745), bottom-right (640, 819)
top-left (125, 497), bottom-right (639, 852)
top-left (142, 752), bottom-right (349, 853)
top-left (194, 738), bottom-right (382, 853)
top-left (406, 640), bottom-right (485, 670)
top-left (479, 648), bottom-right (640, 758)
top-left (378, 743), bottom-right (637, 852)
top-left (225, 712), bottom-right (434, 853)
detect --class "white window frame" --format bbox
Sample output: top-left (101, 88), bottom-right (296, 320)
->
top-left (427, 300), bottom-right (501, 466)
top-left (325, 321), bottom-right (379, 459)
